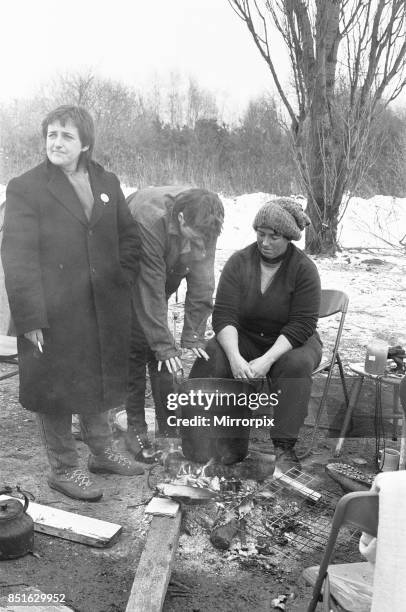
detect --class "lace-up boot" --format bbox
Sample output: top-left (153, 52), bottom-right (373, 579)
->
top-left (47, 468), bottom-right (103, 501)
top-left (125, 427), bottom-right (158, 463)
top-left (88, 447), bottom-right (144, 476)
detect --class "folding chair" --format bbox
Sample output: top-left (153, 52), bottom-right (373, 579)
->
top-left (299, 289), bottom-right (350, 459)
top-left (303, 490), bottom-right (378, 611)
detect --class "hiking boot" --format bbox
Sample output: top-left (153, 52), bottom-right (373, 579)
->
top-left (47, 469), bottom-right (103, 502)
top-left (88, 447), bottom-right (144, 476)
top-left (125, 428), bottom-right (159, 464)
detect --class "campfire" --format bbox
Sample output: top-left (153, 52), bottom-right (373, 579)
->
top-left (150, 446), bottom-right (362, 573)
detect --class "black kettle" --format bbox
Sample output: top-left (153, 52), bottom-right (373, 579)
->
top-left (0, 491), bottom-right (34, 560)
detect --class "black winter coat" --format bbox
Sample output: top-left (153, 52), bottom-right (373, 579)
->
top-left (1, 160), bottom-right (139, 414)
top-left (213, 242), bottom-right (321, 348)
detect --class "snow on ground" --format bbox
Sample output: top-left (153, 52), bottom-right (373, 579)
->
top-left (122, 185), bottom-right (406, 252)
top-left (338, 195), bottom-right (406, 249)
top-left (2, 182), bottom-right (406, 252)
top-left (216, 192), bottom-right (406, 252)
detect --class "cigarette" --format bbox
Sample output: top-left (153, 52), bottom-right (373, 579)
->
top-left (37, 341), bottom-right (43, 353)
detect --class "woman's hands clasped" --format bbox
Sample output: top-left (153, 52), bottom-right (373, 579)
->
top-left (248, 355), bottom-right (274, 379)
top-left (230, 354), bottom-right (255, 379)
top-left (230, 353), bottom-right (273, 380)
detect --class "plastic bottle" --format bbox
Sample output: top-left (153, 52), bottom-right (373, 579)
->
top-left (364, 338), bottom-right (388, 375)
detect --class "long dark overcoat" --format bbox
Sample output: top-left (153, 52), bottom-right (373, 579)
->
top-left (1, 160), bottom-right (139, 414)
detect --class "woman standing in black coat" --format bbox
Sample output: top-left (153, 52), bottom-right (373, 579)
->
top-left (1, 105), bottom-right (143, 501)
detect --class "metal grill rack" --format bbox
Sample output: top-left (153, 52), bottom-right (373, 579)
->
top-left (244, 468), bottom-right (362, 563)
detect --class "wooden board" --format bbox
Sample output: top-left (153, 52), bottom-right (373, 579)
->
top-left (0, 496), bottom-right (122, 548)
top-left (145, 496), bottom-right (180, 517)
top-left (125, 507), bottom-right (181, 612)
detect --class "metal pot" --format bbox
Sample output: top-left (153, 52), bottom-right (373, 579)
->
top-left (179, 377), bottom-right (255, 464)
top-left (0, 493), bottom-right (34, 560)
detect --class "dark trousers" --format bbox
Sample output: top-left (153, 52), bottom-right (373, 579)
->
top-left (36, 411), bottom-right (112, 474)
top-left (189, 333), bottom-right (322, 442)
top-left (125, 311), bottom-right (174, 434)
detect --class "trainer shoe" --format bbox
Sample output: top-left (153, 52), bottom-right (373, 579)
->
top-left (47, 469), bottom-right (103, 502)
top-left (88, 447), bottom-right (144, 476)
top-left (125, 428), bottom-right (159, 464)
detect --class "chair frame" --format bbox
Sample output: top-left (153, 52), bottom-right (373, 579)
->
top-left (299, 289), bottom-right (350, 459)
top-left (306, 490), bottom-right (379, 612)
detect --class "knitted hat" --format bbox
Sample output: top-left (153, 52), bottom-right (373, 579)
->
top-left (252, 197), bottom-right (311, 241)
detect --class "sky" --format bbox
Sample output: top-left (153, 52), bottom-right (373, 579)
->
top-left (0, 0), bottom-right (288, 120)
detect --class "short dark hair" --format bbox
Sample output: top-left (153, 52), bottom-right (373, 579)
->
top-left (171, 188), bottom-right (224, 242)
top-left (41, 105), bottom-right (95, 164)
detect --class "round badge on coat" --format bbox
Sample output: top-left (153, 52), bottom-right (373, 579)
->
top-left (100, 193), bottom-right (110, 204)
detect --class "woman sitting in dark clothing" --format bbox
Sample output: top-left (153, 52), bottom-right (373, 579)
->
top-left (190, 197), bottom-right (323, 469)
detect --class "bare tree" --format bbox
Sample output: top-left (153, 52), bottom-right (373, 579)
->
top-left (186, 77), bottom-right (218, 127)
top-left (228, 0), bottom-right (406, 253)
top-left (46, 70), bottom-right (97, 108)
top-left (167, 71), bottom-right (184, 128)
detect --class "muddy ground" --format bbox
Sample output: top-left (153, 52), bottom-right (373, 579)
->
top-left (1, 248), bottom-right (406, 612)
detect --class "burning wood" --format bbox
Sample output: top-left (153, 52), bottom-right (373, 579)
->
top-left (155, 483), bottom-right (218, 504)
top-left (164, 449), bottom-right (275, 482)
top-left (210, 518), bottom-right (242, 550)
top-left (153, 445), bottom-right (330, 567)
top-left (149, 446), bottom-right (362, 577)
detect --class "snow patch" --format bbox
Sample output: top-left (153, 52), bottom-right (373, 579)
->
top-left (337, 196), bottom-right (406, 249)
top-left (2, 183), bottom-right (406, 251)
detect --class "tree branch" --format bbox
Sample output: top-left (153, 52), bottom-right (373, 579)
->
top-left (228, 0), bottom-right (299, 128)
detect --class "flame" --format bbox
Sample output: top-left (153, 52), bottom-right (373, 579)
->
top-left (201, 457), bottom-right (216, 478)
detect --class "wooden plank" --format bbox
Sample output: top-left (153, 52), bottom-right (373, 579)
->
top-left (145, 496), bottom-right (179, 517)
top-left (125, 507), bottom-right (181, 612)
top-left (0, 496), bottom-right (122, 548)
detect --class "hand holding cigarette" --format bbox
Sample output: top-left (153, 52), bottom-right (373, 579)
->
top-left (24, 328), bottom-right (44, 353)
